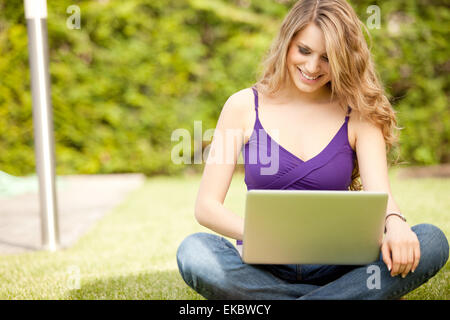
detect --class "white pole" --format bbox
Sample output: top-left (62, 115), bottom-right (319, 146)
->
top-left (24, 0), bottom-right (60, 251)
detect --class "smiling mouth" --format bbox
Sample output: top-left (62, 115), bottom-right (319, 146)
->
top-left (297, 67), bottom-right (322, 80)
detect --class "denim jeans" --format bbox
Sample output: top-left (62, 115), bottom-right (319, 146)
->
top-left (176, 223), bottom-right (449, 300)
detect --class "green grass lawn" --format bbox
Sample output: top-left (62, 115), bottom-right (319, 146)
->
top-left (0, 168), bottom-right (448, 300)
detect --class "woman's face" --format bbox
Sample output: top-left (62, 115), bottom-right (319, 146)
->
top-left (286, 23), bottom-right (331, 95)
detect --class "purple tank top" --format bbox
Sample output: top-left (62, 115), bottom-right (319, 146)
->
top-left (236, 87), bottom-right (356, 247)
top-left (242, 86), bottom-right (356, 191)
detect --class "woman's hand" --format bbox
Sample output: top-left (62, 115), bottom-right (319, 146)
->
top-left (381, 216), bottom-right (420, 278)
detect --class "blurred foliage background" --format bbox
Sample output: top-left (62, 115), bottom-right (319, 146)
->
top-left (0, 0), bottom-right (448, 176)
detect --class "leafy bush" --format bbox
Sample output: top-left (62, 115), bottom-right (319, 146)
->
top-left (0, 0), bottom-right (448, 176)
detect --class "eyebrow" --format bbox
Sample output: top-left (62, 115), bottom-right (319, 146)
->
top-left (298, 42), bottom-right (327, 56)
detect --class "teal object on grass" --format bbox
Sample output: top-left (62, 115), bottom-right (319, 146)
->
top-left (0, 171), bottom-right (66, 198)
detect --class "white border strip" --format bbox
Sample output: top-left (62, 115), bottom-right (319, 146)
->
top-left (24, 0), bottom-right (48, 19)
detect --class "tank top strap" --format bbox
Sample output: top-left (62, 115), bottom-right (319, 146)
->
top-left (345, 106), bottom-right (352, 121)
top-left (251, 86), bottom-right (259, 117)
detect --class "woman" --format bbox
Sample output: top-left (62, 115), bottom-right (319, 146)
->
top-left (176, 0), bottom-right (448, 299)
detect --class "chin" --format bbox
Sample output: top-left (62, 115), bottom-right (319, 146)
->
top-left (296, 81), bottom-right (325, 93)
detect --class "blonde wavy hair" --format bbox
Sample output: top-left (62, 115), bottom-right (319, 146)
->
top-left (254, 0), bottom-right (402, 191)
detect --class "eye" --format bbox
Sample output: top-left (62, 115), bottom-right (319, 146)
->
top-left (298, 46), bottom-right (328, 62)
top-left (298, 46), bottom-right (310, 55)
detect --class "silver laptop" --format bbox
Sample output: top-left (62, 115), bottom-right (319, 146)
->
top-left (242, 190), bottom-right (388, 265)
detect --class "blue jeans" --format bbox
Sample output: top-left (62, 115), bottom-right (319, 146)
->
top-left (176, 223), bottom-right (449, 300)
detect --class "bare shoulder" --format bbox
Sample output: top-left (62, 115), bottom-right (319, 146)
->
top-left (221, 87), bottom-right (255, 132)
top-left (349, 108), bottom-right (383, 143)
top-left (224, 87), bottom-right (254, 113)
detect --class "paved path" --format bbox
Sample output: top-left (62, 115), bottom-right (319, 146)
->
top-left (396, 164), bottom-right (450, 179)
top-left (0, 173), bottom-right (145, 255)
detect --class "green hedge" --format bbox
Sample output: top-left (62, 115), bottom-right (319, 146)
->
top-left (0, 0), bottom-right (448, 176)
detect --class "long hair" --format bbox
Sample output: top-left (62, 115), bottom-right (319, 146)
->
top-left (254, 0), bottom-right (402, 191)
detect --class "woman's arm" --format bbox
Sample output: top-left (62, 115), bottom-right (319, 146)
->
top-left (194, 89), bottom-right (252, 241)
top-left (355, 112), bottom-right (420, 278)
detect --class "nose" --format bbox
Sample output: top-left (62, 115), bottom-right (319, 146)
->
top-left (304, 56), bottom-right (321, 75)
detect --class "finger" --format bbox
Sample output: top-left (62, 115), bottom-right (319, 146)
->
top-left (381, 242), bottom-right (392, 272)
top-left (412, 242), bottom-right (421, 273)
top-left (402, 246), bottom-right (414, 278)
top-left (391, 246), bottom-right (401, 276)
top-left (397, 247), bottom-right (407, 277)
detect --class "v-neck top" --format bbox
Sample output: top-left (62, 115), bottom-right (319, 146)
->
top-left (242, 86), bottom-right (356, 191)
